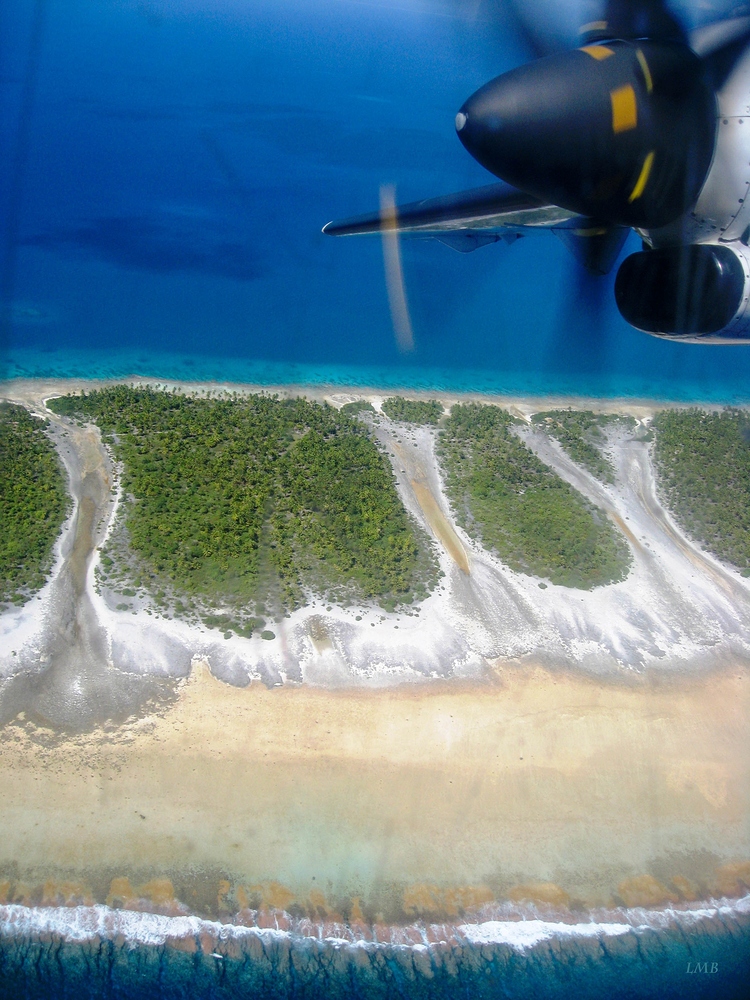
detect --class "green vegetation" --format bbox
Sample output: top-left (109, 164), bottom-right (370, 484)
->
top-left (340, 400), bottom-right (375, 417)
top-left (48, 387), bottom-right (437, 626)
top-left (531, 409), bottom-right (635, 483)
top-left (0, 402), bottom-right (69, 609)
top-left (381, 397), bottom-right (444, 425)
top-left (652, 408), bottom-right (750, 574)
top-left (437, 403), bottom-right (630, 588)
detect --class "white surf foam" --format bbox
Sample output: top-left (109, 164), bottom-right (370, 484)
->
top-left (1, 895), bottom-right (747, 953)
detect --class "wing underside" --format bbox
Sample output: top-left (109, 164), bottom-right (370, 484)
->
top-left (323, 182), bottom-right (629, 272)
top-left (322, 183), bottom-right (577, 252)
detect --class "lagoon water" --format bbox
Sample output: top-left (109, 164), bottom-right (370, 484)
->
top-left (3, 1), bottom-right (750, 997)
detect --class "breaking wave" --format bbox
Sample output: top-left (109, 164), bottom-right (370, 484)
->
top-left (1, 896), bottom-right (748, 998)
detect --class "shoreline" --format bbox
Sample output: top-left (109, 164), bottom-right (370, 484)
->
top-left (2, 895), bottom-right (747, 999)
top-left (0, 372), bottom-right (733, 416)
top-left (5, 342), bottom-right (750, 406)
top-left (1, 892), bottom-right (749, 946)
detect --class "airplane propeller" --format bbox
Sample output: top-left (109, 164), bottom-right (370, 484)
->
top-left (507, 1), bottom-right (750, 337)
top-left (456, 12), bottom-right (716, 232)
top-left (324, 1), bottom-right (750, 347)
top-left (458, 1), bottom-right (721, 352)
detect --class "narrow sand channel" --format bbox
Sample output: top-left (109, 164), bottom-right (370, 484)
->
top-left (0, 389), bottom-right (174, 728)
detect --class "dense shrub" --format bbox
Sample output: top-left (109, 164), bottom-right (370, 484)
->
top-left (438, 403), bottom-right (630, 588)
top-left (49, 387), bottom-right (437, 614)
top-left (0, 403), bottom-right (69, 608)
top-left (531, 409), bottom-right (634, 483)
top-left (381, 397), bottom-right (444, 425)
top-left (653, 408), bottom-right (750, 574)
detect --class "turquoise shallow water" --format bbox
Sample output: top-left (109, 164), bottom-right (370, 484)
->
top-left (5, 347), bottom-right (750, 403)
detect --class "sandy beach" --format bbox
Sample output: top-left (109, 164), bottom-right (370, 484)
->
top-left (1, 376), bottom-right (749, 924)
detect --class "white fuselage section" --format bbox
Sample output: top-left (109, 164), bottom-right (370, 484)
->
top-left (644, 42), bottom-right (750, 339)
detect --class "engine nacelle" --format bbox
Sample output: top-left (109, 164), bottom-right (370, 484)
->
top-left (614, 243), bottom-right (750, 342)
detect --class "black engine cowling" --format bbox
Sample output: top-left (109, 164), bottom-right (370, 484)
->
top-left (457, 40), bottom-right (717, 231)
top-left (614, 243), bottom-right (750, 341)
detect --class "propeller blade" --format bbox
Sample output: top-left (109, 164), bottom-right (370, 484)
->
top-left (551, 222), bottom-right (629, 275)
top-left (379, 185), bottom-right (415, 353)
top-left (695, 16), bottom-right (750, 90)
top-left (548, 262), bottom-right (614, 377)
top-left (691, 15), bottom-right (750, 57)
top-left (582, 1), bottom-right (687, 45)
top-left (448, 0), bottom-right (558, 60)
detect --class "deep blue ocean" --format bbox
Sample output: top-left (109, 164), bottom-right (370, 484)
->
top-left (3, 0), bottom-right (750, 402)
top-left (2, 2), bottom-right (750, 997)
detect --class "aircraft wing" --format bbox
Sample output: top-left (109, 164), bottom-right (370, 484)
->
top-left (322, 183), bottom-right (577, 253)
